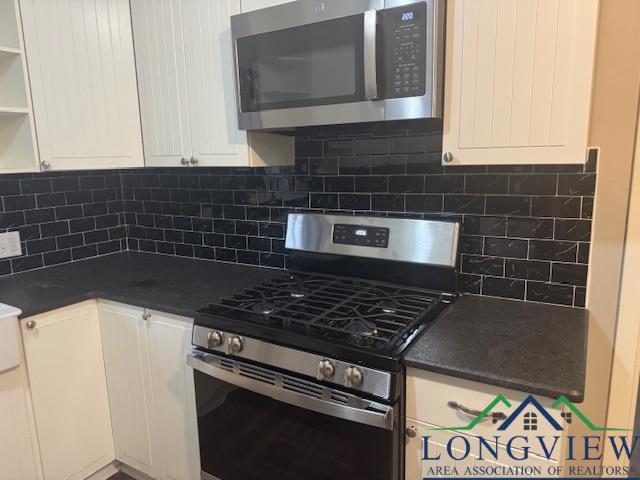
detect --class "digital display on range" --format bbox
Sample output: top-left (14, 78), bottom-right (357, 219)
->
top-left (333, 224), bottom-right (390, 248)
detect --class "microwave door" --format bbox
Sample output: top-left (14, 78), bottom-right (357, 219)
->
top-left (234, 11), bottom-right (382, 128)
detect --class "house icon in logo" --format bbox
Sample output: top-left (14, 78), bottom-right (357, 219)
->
top-left (497, 395), bottom-right (563, 431)
top-left (430, 393), bottom-right (631, 432)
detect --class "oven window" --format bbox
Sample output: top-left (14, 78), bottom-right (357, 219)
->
top-left (236, 15), bottom-right (365, 112)
top-left (194, 370), bottom-right (395, 480)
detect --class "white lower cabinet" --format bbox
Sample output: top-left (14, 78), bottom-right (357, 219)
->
top-left (405, 369), bottom-right (563, 478)
top-left (0, 330), bottom-right (41, 480)
top-left (99, 302), bottom-right (157, 477)
top-left (147, 310), bottom-right (200, 480)
top-left (21, 301), bottom-right (115, 480)
top-left (98, 302), bottom-right (200, 480)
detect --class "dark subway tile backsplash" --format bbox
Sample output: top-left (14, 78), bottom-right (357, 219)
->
top-left (0, 170), bottom-right (127, 275)
top-left (0, 123), bottom-right (596, 307)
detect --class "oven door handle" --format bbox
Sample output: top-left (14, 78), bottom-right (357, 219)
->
top-left (187, 352), bottom-right (395, 431)
top-left (363, 9), bottom-right (378, 100)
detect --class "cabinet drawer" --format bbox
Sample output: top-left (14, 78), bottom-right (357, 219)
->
top-left (406, 369), bottom-right (565, 460)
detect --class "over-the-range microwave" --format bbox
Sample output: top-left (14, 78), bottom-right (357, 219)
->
top-left (231, 0), bottom-right (445, 130)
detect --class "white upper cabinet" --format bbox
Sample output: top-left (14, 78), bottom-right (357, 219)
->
top-left (240, 0), bottom-right (295, 13)
top-left (443, 0), bottom-right (599, 165)
top-left (129, 0), bottom-right (191, 167)
top-left (20, 0), bottom-right (144, 171)
top-left (132, 0), bottom-right (294, 168)
top-left (182, 0), bottom-right (248, 167)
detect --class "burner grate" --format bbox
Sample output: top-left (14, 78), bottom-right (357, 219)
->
top-left (208, 272), bottom-right (445, 352)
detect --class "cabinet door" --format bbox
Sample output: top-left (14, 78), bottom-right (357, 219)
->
top-left (130, 0), bottom-right (192, 168)
top-left (182, 0), bottom-right (249, 167)
top-left (20, 0), bottom-right (144, 170)
top-left (148, 311), bottom-right (200, 480)
top-left (442, 0), bottom-right (599, 165)
top-left (99, 302), bottom-right (158, 477)
top-left (21, 301), bottom-right (115, 480)
top-left (0, 340), bottom-right (41, 480)
top-left (240, 0), bottom-right (295, 13)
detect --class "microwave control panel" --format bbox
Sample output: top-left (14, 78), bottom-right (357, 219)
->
top-left (333, 224), bottom-right (390, 248)
top-left (380, 2), bottom-right (428, 99)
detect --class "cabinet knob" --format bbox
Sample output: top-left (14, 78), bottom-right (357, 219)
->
top-left (405, 426), bottom-right (417, 438)
top-left (25, 320), bottom-right (37, 330)
top-left (142, 312), bottom-right (151, 321)
top-left (40, 160), bottom-right (51, 170)
top-left (442, 152), bottom-right (454, 164)
top-left (189, 157), bottom-right (198, 166)
top-left (180, 157), bottom-right (189, 166)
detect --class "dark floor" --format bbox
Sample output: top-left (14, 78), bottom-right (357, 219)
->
top-left (107, 473), bottom-right (135, 480)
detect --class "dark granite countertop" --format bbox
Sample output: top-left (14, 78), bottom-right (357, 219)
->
top-left (0, 252), bottom-right (279, 319)
top-left (0, 252), bottom-right (588, 401)
top-left (405, 294), bottom-right (588, 402)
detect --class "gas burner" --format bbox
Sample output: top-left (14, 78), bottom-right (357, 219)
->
top-left (345, 318), bottom-right (378, 337)
top-left (203, 272), bottom-right (446, 354)
top-left (252, 302), bottom-right (275, 315)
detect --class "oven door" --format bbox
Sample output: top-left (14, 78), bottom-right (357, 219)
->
top-left (231, 1), bottom-right (384, 129)
top-left (188, 351), bottom-right (401, 480)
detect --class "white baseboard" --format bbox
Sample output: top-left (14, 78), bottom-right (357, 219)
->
top-left (85, 462), bottom-right (120, 480)
top-left (119, 463), bottom-right (157, 480)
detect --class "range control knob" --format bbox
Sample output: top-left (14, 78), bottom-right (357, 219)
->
top-left (316, 359), bottom-right (335, 381)
top-left (344, 366), bottom-right (364, 388)
top-left (206, 330), bottom-right (223, 348)
top-left (225, 335), bottom-right (243, 355)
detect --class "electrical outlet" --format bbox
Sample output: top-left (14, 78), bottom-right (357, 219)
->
top-left (0, 232), bottom-right (22, 259)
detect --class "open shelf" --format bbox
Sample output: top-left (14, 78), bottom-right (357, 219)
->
top-left (0, 46), bottom-right (21, 55)
top-left (0, 0), bottom-right (39, 173)
top-left (0, 107), bottom-right (29, 114)
top-left (0, 111), bottom-right (38, 172)
top-left (0, 50), bottom-right (29, 110)
top-left (0, 0), bottom-right (20, 50)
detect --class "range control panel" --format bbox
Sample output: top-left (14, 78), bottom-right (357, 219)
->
top-left (332, 224), bottom-right (390, 248)
top-left (381, 2), bottom-right (428, 99)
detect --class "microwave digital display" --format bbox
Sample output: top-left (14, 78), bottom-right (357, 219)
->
top-left (401, 11), bottom-right (415, 21)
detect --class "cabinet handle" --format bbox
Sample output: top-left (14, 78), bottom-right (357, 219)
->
top-left (189, 156), bottom-right (198, 166)
top-left (40, 160), bottom-right (51, 170)
top-left (442, 152), bottom-right (453, 164)
top-left (142, 312), bottom-right (151, 321)
top-left (447, 400), bottom-right (507, 421)
top-left (405, 426), bottom-right (417, 438)
top-left (180, 157), bottom-right (189, 166)
top-left (25, 320), bottom-right (37, 330)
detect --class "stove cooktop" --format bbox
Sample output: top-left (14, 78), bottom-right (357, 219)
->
top-left (194, 271), bottom-right (454, 371)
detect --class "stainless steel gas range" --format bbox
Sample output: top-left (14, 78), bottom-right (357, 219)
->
top-left (188, 213), bottom-right (459, 480)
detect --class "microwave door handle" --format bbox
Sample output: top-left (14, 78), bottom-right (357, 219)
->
top-left (363, 9), bottom-right (378, 100)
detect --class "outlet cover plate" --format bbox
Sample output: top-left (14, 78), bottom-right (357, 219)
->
top-left (0, 232), bottom-right (22, 259)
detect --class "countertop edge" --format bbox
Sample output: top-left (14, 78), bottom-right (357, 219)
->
top-left (405, 361), bottom-right (584, 403)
